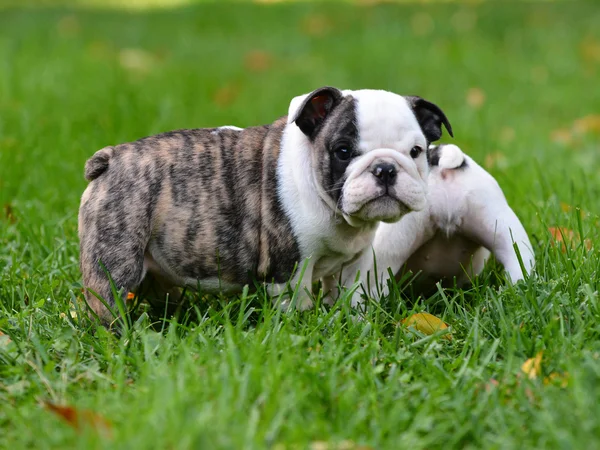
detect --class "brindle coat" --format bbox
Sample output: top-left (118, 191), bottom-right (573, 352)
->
top-left (79, 118), bottom-right (301, 324)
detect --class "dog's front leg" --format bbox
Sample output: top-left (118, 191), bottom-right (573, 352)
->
top-left (344, 209), bottom-right (435, 307)
top-left (463, 192), bottom-right (535, 283)
top-left (269, 257), bottom-right (316, 311)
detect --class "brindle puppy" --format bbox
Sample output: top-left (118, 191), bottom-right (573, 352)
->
top-left (78, 86), bottom-right (452, 325)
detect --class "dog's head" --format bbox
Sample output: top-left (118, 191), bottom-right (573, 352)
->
top-left (288, 87), bottom-right (453, 226)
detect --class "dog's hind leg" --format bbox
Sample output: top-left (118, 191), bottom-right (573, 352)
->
top-left (78, 184), bottom-right (150, 327)
top-left (136, 268), bottom-right (186, 318)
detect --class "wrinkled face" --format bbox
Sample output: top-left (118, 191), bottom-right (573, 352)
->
top-left (291, 88), bottom-right (447, 227)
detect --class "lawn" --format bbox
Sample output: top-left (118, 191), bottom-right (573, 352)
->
top-left (1, 1), bottom-right (600, 449)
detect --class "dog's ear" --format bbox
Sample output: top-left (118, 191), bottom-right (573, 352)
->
top-left (405, 96), bottom-right (453, 142)
top-left (292, 86), bottom-right (343, 139)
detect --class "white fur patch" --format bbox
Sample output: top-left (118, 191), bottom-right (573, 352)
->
top-left (211, 125), bottom-right (243, 135)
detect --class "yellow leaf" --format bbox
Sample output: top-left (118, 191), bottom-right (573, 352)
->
top-left (466, 87), bottom-right (485, 109)
top-left (543, 372), bottom-right (570, 388)
top-left (572, 114), bottom-right (600, 135)
top-left (521, 351), bottom-right (543, 380)
top-left (401, 312), bottom-right (451, 340)
top-left (550, 128), bottom-right (573, 145)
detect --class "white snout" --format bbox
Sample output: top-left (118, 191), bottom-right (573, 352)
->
top-left (341, 148), bottom-right (428, 225)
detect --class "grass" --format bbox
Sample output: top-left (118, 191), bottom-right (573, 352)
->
top-left (1, 1), bottom-right (600, 448)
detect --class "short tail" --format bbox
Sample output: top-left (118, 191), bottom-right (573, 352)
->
top-left (85, 146), bottom-right (114, 181)
top-left (428, 144), bottom-right (466, 170)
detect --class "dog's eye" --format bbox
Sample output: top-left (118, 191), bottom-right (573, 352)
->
top-left (334, 147), bottom-right (352, 161)
top-left (410, 146), bottom-right (422, 159)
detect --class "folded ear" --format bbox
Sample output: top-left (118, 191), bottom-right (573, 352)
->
top-left (291, 86), bottom-right (343, 139)
top-left (405, 96), bottom-right (453, 142)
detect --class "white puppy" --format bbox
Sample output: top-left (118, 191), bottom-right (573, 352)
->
top-left (336, 143), bottom-right (535, 305)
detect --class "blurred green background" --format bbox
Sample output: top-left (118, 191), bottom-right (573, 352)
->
top-left (1, 1), bottom-right (600, 447)
top-left (1, 0), bottom-right (598, 226)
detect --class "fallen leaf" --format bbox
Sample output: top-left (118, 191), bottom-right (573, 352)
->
top-left (401, 312), bottom-right (451, 340)
top-left (548, 227), bottom-right (592, 252)
top-left (300, 13), bottom-right (332, 37)
top-left (213, 84), bottom-right (240, 108)
top-left (521, 351), bottom-right (543, 380)
top-left (550, 128), bottom-right (573, 145)
top-left (543, 372), bottom-right (570, 388)
top-left (466, 87), bottom-right (485, 109)
top-left (43, 401), bottom-right (112, 437)
top-left (572, 114), bottom-right (600, 135)
top-left (244, 50), bottom-right (273, 73)
top-left (3, 203), bottom-right (16, 223)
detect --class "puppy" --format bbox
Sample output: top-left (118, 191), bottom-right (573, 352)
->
top-left (340, 143), bottom-right (535, 305)
top-left (78, 86), bottom-right (452, 324)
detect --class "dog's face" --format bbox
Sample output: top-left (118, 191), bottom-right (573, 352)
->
top-left (289, 87), bottom-right (453, 226)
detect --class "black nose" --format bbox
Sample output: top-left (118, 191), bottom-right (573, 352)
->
top-left (372, 163), bottom-right (397, 187)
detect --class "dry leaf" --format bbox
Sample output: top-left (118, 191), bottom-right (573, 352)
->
top-left (550, 128), bottom-right (573, 145)
top-left (213, 84), bottom-right (240, 108)
top-left (521, 351), bottom-right (543, 380)
top-left (543, 372), bottom-right (570, 388)
top-left (549, 227), bottom-right (592, 252)
top-left (401, 312), bottom-right (451, 340)
top-left (3, 203), bottom-right (16, 224)
top-left (466, 87), bottom-right (485, 109)
top-left (572, 115), bottom-right (600, 135)
top-left (43, 401), bottom-right (112, 437)
top-left (244, 50), bottom-right (273, 73)
top-left (300, 14), bottom-right (332, 37)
